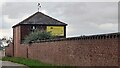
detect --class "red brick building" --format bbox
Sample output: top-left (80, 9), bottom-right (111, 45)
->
top-left (5, 11), bottom-right (119, 66)
top-left (12, 11), bottom-right (67, 56)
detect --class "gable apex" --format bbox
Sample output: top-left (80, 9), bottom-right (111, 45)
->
top-left (12, 12), bottom-right (67, 28)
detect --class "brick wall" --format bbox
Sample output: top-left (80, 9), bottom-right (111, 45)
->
top-left (5, 43), bottom-right (13, 57)
top-left (5, 33), bottom-right (119, 66)
top-left (28, 38), bottom-right (118, 66)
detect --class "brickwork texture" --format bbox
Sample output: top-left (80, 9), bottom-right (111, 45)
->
top-left (5, 33), bottom-right (119, 66)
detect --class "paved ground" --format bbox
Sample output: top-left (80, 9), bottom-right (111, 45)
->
top-left (0, 50), bottom-right (29, 68)
top-left (2, 61), bottom-right (29, 68)
top-left (2, 61), bottom-right (27, 66)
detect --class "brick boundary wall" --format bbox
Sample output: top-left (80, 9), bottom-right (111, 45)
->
top-left (5, 42), bottom-right (14, 57)
top-left (5, 33), bottom-right (120, 66)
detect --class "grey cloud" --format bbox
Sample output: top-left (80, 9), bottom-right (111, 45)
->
top-left (1, 22), bottom-right (12, 29)
top-left (2, 2), bottom-right (38, 19)
top-left (1, 2), bottom-right (118, 37)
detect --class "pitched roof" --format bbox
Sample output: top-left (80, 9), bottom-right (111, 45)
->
top-left (12, 12), bottom-right (67, 28)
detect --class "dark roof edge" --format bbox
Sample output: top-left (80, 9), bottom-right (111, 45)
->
top-left (12, 23), bottom-right (67, 28)
top-left (12, 12), bottom-right (39, 28)
top-left (12, 11), bottom-right (68, 28)
top-left (42, 12), bottom-right (67, 25)
top-left (38, 12), bottom-right (67, 25)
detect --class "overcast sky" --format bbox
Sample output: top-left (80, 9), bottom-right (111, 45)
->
top-left (0, 1), bottom-right (118, 38)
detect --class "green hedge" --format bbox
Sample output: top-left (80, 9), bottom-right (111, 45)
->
top-left (23, 31), bottom-right (54, 44)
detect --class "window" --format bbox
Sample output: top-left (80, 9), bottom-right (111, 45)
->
top-left (31, 26), bottom-right (37, 32)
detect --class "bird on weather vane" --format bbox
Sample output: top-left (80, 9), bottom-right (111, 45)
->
top-left (38, 3), bottom-right (41, 12)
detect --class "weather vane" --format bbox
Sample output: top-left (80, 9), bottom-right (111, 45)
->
top-left (38, 3), bottom-right (41, 12)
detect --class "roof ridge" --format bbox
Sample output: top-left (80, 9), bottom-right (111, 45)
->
top-left (39, 12), bottom-right (67, 25)
top-left (12, 12), bottom-right (67, 28)
top-left (19, 12), bottom-right (40, 24)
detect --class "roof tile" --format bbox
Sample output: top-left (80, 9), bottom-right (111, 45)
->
top-left (13, 12), bottom-right (67, 28)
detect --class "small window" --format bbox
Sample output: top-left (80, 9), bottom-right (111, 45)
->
top-left (31, 26), bottom-right (37, 32)
top-left (32, 26), bottom-right (36, 30)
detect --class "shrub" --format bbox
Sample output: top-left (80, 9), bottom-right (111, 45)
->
top-left (23, 31), bottom-right (54, 44)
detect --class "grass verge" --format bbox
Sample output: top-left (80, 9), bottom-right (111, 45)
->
top-left (2, 56), bottom-right (56, 68)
